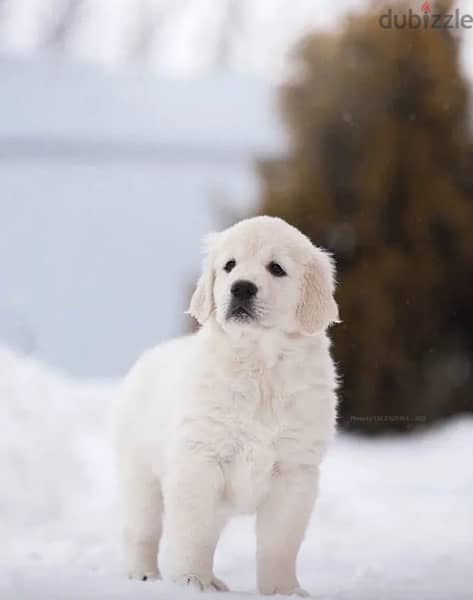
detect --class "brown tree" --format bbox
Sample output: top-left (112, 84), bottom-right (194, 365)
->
top-left (257, 2), bottom-right (473, 433)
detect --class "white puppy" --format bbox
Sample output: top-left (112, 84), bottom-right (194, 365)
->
top-left (115, 216), bottom-right (339, 596)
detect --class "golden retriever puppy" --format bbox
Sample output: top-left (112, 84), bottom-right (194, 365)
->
top-left (115, 216), bottom-right (339, 596)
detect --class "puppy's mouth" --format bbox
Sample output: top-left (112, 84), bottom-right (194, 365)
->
top-left (226, 301), bottom-right (256, 322)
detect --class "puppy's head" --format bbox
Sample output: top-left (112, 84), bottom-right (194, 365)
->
top-left (188, 216), bottom-right (339, 336)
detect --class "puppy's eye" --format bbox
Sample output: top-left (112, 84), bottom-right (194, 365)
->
top-left (224, 259), bottom-right (236, 273)
top-left (267, 261), bottom-right (287, 277)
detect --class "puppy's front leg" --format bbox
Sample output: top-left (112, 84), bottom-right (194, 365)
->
top-left (163, 455), bottom-right (228, 592)
top-left (256, 466), bottom-right (319, 597)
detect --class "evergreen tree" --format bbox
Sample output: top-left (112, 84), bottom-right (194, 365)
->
top-left (257, 2), bottom-right (473, 432)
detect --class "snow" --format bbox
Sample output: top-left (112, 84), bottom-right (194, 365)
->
top-left (1, 345), bottom-right (472, 599)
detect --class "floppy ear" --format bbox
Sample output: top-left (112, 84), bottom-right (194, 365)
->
top-left (297, 249), bottom-right (340, 335)
top-left (187, 234), bottom-right (218, 325)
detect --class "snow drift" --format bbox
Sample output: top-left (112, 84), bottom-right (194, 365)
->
top-left (1, 345), bottom-right (472, 599)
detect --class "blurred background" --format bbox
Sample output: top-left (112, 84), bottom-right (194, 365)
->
top-left (1, 0), bottom-right (472, 433)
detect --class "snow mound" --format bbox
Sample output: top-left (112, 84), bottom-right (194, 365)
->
top-left (0, 346), bottom-right (118, 567)
top-left (1, 345), bottom-right (472, 599)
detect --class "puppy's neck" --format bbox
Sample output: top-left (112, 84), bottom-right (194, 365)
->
top-left (200, 317), bottom-right (318, 370)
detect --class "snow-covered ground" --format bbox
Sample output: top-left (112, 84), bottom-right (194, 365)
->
top-left (1, 345), bottom-right (472, 599)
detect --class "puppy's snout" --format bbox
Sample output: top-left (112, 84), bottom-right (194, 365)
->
top-left (231, 280), bottom-right (257, 301)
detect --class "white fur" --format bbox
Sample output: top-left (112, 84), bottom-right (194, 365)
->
top-left (115, 216), bottom-right (339, 596)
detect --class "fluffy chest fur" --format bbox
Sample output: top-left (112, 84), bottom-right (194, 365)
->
top-left (117, 320), bottom-right (337, 516)
top-left (168, 321), bottom-right (337, 513)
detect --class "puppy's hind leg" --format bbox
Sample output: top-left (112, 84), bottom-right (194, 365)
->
top-left (119, 459), bottom-right (163, 581)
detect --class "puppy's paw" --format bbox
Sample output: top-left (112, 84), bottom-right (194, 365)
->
top-left (210, 576), bottom-right (229, 592)
top-left (128, 568), bottom-right (161, 581)
top-left (288, 587), bottom-right (310, 597)
top-left (172, 574), bottom-right (229, 592)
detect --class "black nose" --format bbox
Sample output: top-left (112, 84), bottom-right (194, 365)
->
top-left (231, 280), bottom-right (257, 301)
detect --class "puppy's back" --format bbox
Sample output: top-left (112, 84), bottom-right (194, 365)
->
top-left (115, 334), bottom-right (196, 469)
